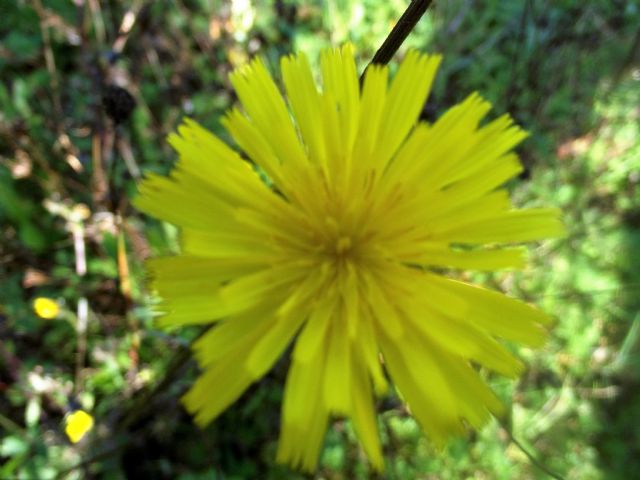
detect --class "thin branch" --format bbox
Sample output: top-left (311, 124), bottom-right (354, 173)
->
top-left (56, 441), bottom-right (123, 478)
top-left (367, 0), bottom-right (434, 68)
top-left (32, 0), bottom-right (63, 129)
top-left (501, 423), bottom-right (565, 480)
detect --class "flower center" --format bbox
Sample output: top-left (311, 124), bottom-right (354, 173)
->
top-left (335, 236), bottom-right (352, 255)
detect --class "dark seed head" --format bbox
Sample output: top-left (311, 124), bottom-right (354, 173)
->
top-left (102, 85), bottom-right (136, 124)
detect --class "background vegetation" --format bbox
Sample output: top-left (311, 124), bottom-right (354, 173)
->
top-left (1, 0), bottom-right (639, 478)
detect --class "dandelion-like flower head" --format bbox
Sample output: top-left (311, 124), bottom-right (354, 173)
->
top-left (135, 45), bottom-right (563, 471)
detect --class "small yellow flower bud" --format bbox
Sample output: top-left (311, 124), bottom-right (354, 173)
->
top-left (64, 410), bottom-right (94, 443)
top-left (33, 298), bottom-right (60, 320)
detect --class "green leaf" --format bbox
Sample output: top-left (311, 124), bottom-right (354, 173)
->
top-left (0, 435), bottom-right (28, 457)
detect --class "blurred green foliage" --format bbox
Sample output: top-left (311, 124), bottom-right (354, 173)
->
top-left (1, 0), bottom-right (640, 478)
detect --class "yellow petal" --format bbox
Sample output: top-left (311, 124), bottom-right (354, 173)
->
top-left (65, 410), bottom-right (94, 443)
top-left (353, 306), bottom-right (388, 395)
top-left (155, 264), bottom-right (303, 327)
top-left (183, 316), bottom-right (273, 426)
top-left (33, 297), bottom-right (59, 319)
top-left (408, 308), bottom-right (524, 377)
top-left (441, 114), bottom-right (528, 186)
top-left (362, 270), bottom-right (404, 339)
top-left (436, 278), bottom-right (550, 346)
top-left (424, 190), bottom-right (512, 231)
top-left (191, 302), bottom-right (280, 368)
top-left (432, 352), bottom-right (504, 426)
top-left (353, 64), bottom-right (388, 174)
top-left (292, 288), bottom-right (337, 364)
top-left (180, 228), bottom-right (280, 260)
top-left (245, 310), bottom-right (307, 377)
top-left (281, 52), bottom-right (326, 165)
top-left (446, 153), bottom-right (523, 199)
top-left (379, 331), bottom-right (463, 445)
top-left (320, 44), bottom-right (360, 169)
top-left (415, 244), bottom-right (527, 270)
top-left (278, 325), bottom-right (329, 472)
top-left (436, 208), bottom-right (565, 244)
top-left (221, 107), bottom-right (294, 195)
top-left (323, 318), bottom-right (352, 413)
top-left (350, 354), bottom-right (383, 471)
top-left (229, 58), bottom-right (308, 174)
top-left (183, 351), bottom-right (256, 427)
top-left (384, 91), bottom-right (489, 189)
top-left (374, 51), bottom-right (441, 169)
top-left (134, 173), bottom-right (237, 229)
top-left (169, 119), bottom-right (276, 207)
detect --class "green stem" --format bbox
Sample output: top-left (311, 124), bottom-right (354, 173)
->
top-left (0, 412), bottom-right (25, 435)
top-left (501, 423), bottom-right (565, 480)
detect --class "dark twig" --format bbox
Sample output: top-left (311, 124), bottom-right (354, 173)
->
top-left (367, 0), bottom-right (434, 68)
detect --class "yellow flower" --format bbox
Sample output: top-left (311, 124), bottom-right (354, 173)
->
top-left (64, 409), bottom-right (94, 443)
top-left (33, 297), bottom-right (60, 320)
top-left (135, 45), bottom-right (563, 471)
